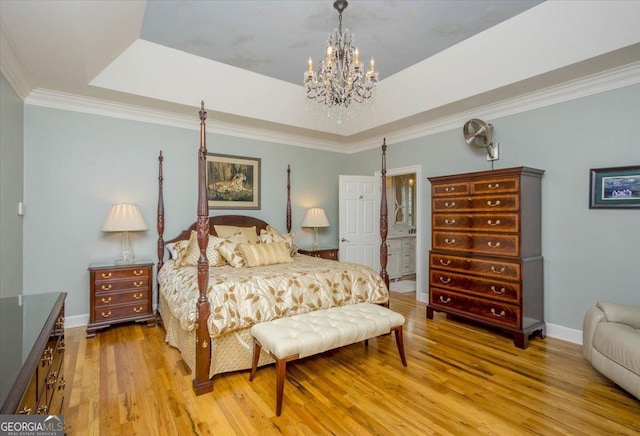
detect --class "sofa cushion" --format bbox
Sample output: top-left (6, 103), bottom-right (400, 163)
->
top-left (593, 322), bottom-right (640, 377)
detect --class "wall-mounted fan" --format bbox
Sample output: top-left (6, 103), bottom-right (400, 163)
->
top-left (463, 118), bottom-right (499, 161)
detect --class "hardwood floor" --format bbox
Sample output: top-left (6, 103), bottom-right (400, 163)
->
top-left (64, 292), bottom-right (639, 435)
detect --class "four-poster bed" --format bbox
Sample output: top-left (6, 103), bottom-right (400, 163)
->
top-left (156, 102), bottom-right (390, 394)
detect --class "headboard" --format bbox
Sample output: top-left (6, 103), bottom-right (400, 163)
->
top-left (166, 215), bottom-right (270, 244)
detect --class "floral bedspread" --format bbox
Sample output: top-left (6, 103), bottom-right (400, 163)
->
top-left (158, 255), bottom-right (389, 338)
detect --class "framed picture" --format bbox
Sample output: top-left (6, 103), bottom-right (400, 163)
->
top-left (206, 153), bottom-right (261, 209)
top-left (589, 165), bottom-right (640, 209)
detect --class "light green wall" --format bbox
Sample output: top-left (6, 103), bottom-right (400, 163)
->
top-left (23, 106), bottom-right (349, 317)
top-left (349, 83), bottom-right (640, 330)
top-left (17, 83), bottom-right (640, 331)
top-left (0, 72), bottom-right (24, 297)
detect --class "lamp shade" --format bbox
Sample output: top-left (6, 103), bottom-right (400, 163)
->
top-left (101, 203), bottom-right (148, 232)
top-left (302, 208), bottom-right (330, 228)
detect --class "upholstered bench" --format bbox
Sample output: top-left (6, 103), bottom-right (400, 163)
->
top-left (249, 302), bottom-right (407, 416)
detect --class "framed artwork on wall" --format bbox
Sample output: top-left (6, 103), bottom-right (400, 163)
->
top-left (206, 153), bottom-right (261, 209)
top-left (589, 165), bottom-right (640, 209)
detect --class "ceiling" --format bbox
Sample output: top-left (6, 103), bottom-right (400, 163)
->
top-left (1, 1), bottom-right (639, 151)
top-left (139, 1), bottom-right (541, 86)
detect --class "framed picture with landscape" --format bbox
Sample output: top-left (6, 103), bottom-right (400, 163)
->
top-left (206, 153), bottom-right (261, 209)
top-left (589, 165), bottom-right (640, 209)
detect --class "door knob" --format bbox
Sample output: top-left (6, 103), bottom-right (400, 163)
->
top-left (341, 238), bottom-right (350, 242)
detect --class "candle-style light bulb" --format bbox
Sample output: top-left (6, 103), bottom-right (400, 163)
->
top-left (370, 58), bottom-right (375, 72)
top-left (308, 57), bottom-right (313, 73)
top-left (354, 48), bottom-right (360, 64)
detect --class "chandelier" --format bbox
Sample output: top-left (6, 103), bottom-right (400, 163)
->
top-left (304, 0), bottom-right (379, 123)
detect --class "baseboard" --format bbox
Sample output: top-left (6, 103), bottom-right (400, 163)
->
top-left (65, 313), bottom-right (89, 329)
top-left (546, 323), bottom-right (582, 345)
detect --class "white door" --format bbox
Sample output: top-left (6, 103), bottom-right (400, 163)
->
top-left (338, 175), bottom-right (380, 270)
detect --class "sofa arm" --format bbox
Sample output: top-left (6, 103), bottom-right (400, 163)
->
top-left (597, 301), bottom-right (640, 329)
top-left (583, 305), bottom-right (606, 361)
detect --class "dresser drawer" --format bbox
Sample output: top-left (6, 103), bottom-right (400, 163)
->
top-left (433, 232), bottom-right (519, 256)
top-left (94, 303), bottom-right (150, 321)
top-left (430, 252), bottom-right (521, 281)
top-left (430, 288), bottom-right (520, 328)
top-left (95, 289), bottom-right (149, 308)
top-left (430, 270), bottom-right (520, 302)
top-left (432, 194), bottom-right (519, 212)
top-left (432, 181), bottom-right (469, 197)
top-left (433, 213), bottom-right (519, 232)
top-left (94, 277), bottom-right (148, 293)
top-left (94, 267), bottom-right (149, 282)
top-left (471, 177), bottom-right (519, 194)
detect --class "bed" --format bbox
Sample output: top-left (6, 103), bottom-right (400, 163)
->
top-left (156, 102), bottom-right (391, 394)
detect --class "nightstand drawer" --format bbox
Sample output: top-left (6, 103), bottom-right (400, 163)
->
top-left (94, 304), bottom-right (150, 321)
top-left (94, 267), bottom-right (149, 282)
top-left (94, 277), bottom-right (148, 293)
top-left (298, 248), bottom-right (338, 260)
top-left (95, 290), bottom-right (149, 308)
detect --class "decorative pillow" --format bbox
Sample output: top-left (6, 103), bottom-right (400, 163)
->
top-left (165, 242), bottom-right (179, 259)
top-left (213, 231), bottom-right (250, 268)
top-left (259, 225), bottom-right (298, 256)
top-left (214, 225), bottom-right (258, 244)
top-left (175, 231), bottom-right (226, 267)
top-left (239, 242), bottom-right (293, 267)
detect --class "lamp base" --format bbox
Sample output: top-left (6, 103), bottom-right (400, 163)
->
top-left (115, 231), bottom-right (135, 264)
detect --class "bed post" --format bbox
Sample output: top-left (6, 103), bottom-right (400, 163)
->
top-left (157, 151), bottom-right (165, 316)
top-left (286, 164), bottom-right (292, 233)
top-left (194, 101), bottom-right (213, 395)
top-left (380, 139), bottom-right (389, 292)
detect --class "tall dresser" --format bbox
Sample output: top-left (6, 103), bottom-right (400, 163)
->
top-left (426, 167), bottom-right (545, 348)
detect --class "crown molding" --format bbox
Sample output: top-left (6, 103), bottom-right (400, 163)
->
top-left (347, 61), bottom-right (640, 154)
top-left (23, 61), bottom-right (640, 155)
top-left (0, 16), bottom-right (31, 100)
top-left (24, 89), bottom-right (347, 153)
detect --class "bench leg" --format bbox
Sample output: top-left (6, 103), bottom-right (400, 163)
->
top-left (275, 358), bottom-right (286, 416)
top-left (249, 339), bottom-right (261, 381)
top-left (393, 326), bottom-right (408, 367)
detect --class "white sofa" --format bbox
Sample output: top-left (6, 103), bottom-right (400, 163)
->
top-left (583, 301), bottom-right (640, 400)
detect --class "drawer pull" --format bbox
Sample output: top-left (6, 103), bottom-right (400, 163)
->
top-left (487, 241), bottom-right (501, 248)
top-left (444, 238), bottom-right (456, 245)
top-left (491, 308), bottom-right (506, 318)
top-left (133, 292), bottom-right (143, 299)
top-left (444, 218), bottom-right (456, 225)
top-left (133, 269), bottom-right (144, 276)
top-left (439, 259), bottom-right (451, 266)
top-left (487, 200), bottom-right (501, 207)
top-left (58, 377), bottom-right (66, 390)
top-left (42, 347), bottom-right (54, 366)
top-left (58, 340), bottom-right (65, 352)
top-left (444, 202), bottom-right (456, 208)
top-left (490, 266), bottom-right (505, 274)
top-left (56, 316), bottom-right (65, 329)
top-left (133, 281), bottom-right (143, 287)
top-left (488, 183), bottom-right (500, 189)
top-left (133, 307), bottom-right (143, 313)
top-left (439, 296), bottom-right (451, 304)
top-left (101, 272), bottom-right (112, 279)
top-left (101, 284), bottom-right (112, 291)
top-left (18, 405), bottom-right (31, 414)
top-left (101, 297), bottom-right (112, 303)
top-left (36, 405), bottom-right (48, 415)
top-left (445, 186), bottom-right (455, 192)
top-left (439, 276), bottom-right (451, 284)
top-left (101, 311), bottom-right (112, 318)
top-left (47, 371), bottom-right (58, 386)
top-left (491, 286), bottom-right (506, 294)
top-left (487, 219), bottom-right (501, 226)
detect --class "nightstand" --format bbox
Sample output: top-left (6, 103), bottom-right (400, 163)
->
top-left (298, 247), bottom-right (339, 261)
top-left (86, 260), bottom-right (157, 338)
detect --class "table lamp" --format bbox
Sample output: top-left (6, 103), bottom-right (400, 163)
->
top-left (302, 207), bottom-right (330, 250)
top-left (101, 203), bottom-right (148, 264)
